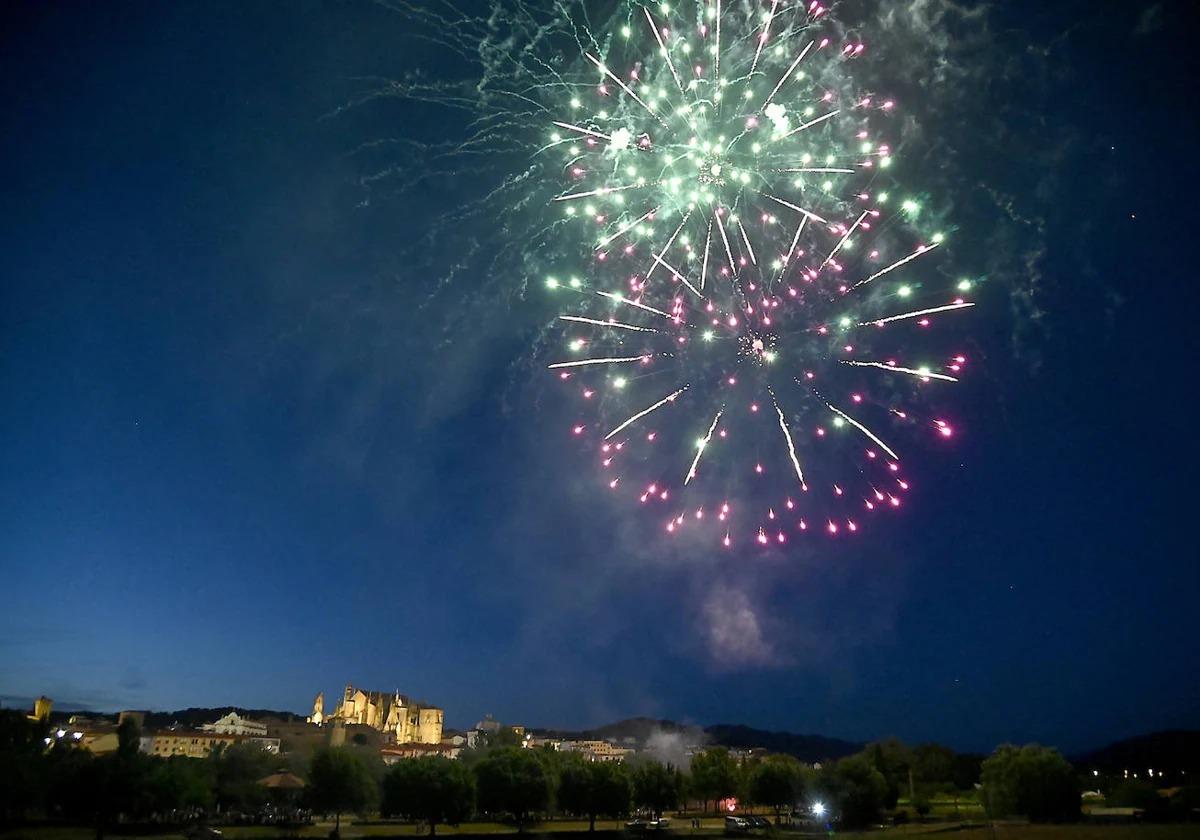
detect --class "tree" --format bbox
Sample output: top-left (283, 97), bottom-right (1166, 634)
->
top-left (690, 748), bottom-right (738, 814)
top-left (951, 753), bottom-right (983, 792)
top-left (307, 747), bottom-right (378, 834)
top-left (822, 754), bottom-right (889, 829)
top-left (557, 758), bottom-right (631, 830)
top-left (862, 739), bottom-right (912, 810)
top-left (474, 747), bottom-right (551, 831)
top-left (749, 756), bottom-right (805, 821)
top-left (631, 760), bottom-right (683, 818)
top-left (148, 756), bottom-right (214, 815)
top-left (0, 709), bottom-right (47, 826)
top-left (979, 744), bottom-right (1079, 823)
top-left (209, 741), bottom-right (275, 812)
top-left (912, 744), bottom-right (955, 788)
top-left (381, 757), bottom-right (475, 835)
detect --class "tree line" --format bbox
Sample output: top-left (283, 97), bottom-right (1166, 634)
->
top-left (6, 709), bottom-right (1198, 832)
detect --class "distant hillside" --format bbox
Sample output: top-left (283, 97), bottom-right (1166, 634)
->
top-left (705, 723), bottom-right (860, 762)
top-left (531, 716), bottom-right (860, 763)
top-left (1073, 730), bottom-right (1200, 773)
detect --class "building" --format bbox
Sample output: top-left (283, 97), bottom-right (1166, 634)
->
top-left (307, 692), bottom-right (325, 725)
top-left (443, 733), bottom-right (474, 749)
top-left (560, 740), bottom-right (635, 763)
top-left (144, 730), bottom-right (281, 758)
top-left (316, 685), bottom-right (443, 744)
top-left (381, 743), bottom-right (459, 764)
top-left (201, 711), bottom-right (268, 736)
top-left (30, 696), bottom-right (52, 722)
top-left (524, 735), bottom-right (562, 751)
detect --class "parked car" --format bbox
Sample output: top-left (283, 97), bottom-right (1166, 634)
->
top-left (747, 816), bottom-right (772, 830)
top-left (626, 817), bottom-right (671, 832)
top-left (724, 816), bottom-right (751, 835)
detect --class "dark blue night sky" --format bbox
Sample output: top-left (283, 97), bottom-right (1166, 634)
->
top-left (2, 0), bottom-right (1197, 755)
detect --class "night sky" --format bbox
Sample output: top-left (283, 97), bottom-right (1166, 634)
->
top-left (2, 0), bottom-right (1198, 755)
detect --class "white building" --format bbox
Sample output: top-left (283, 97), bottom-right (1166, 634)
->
top-left (200, 711), bottom-right (268, 737)
top-left (560, 739), bottom-right (634, 763)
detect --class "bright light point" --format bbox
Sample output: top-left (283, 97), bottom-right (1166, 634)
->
top-left (958, 279), bottom-right (972, 291)
top-left (877, 192), bottom-right (889, 202)
top-left (546, 278), bottom-right (559, 289)
top-left (932, 232), bottom-right (945, 244)
top-left (839, 316), bottom-right (851, 328)
top-left (832, 417), bottom-right (845, 428)
top-left (703, 330), bottom-right (714, 341)
top-left (898, 286), bottom-right (911, 297)
top-left (613, 377), bottom-right (627, 389)
top-left (570, 97), bottom-right (581, 109)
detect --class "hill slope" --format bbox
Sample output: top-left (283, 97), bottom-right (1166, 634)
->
top-left (1073, 730), bottom-right (1200, 773)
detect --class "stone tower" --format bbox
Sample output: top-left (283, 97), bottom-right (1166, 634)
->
top-left (307, 692), bottom-right (325, 725)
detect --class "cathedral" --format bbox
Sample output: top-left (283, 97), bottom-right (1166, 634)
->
top-left (308, 685), bottom-right (443, 744)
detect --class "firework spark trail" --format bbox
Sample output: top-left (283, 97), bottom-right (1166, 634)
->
top-left (714, 0), bottom-right (722, 85)
top-left (549, 354), bottom-right (649, 369)
top-left (598, 207), bottom-right (659, 249)
top-left (778, 167), bottom-right (855, 174)
top-left (822, 210), bottom-right (869, 270)
top-left (716, 212), bottom-right (738, 274)
top-left (650, 251), bottom-right (702, 297)
top-left (781, 109), bottom-right (840, 138)
top-left (647, 212), bottom-right (692, 280)
top-left (595, 290), bottom-right (674, 319)
top-left (685, 409), bottom-right (724, 485)
top-left (771, 391), bottom-right (807, 489)
top-left (552, 120), bottom-right (612, 142)
top-left (555, 183), bottom-right (649, 202)
top-left (605, 386), bottom-right (689, 439)
top-left (701, 220), bottom-right (713, 291)
top-left (762, 193), bottom-right (828, 224)
top-left (644, 7), bottom-right (686, 97)
top-left (841, 360), bottom-right (959, 382)
top-left (737, 219), bottom-right (758, 266)
top-left (851, 243), bottom-right (940, 290)
top-left (773, 214), bottom-right (808, 288)
top-left (761, 40), bottom-right (814, 113)
top-left (559, 315), bottom-right (659, 333)
top-left (863, 301), bottom-right (975, 326)
top-left (749, 0), bottom-right (780, 78)
top-left (585, 53), bottom-right (666, 126)
top-left (822, 399), bottom-right (900, 460)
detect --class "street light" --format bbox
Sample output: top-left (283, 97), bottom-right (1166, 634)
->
top-left (811, 803), bottom-right (826, 818)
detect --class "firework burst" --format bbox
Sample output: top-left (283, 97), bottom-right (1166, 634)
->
top-left (545, 0), bottom-right (977, 547)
